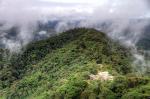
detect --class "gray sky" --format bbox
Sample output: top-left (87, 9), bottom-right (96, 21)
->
top-left (0, 0), bottom-right (150, 52)
top-left (0, 0), bottom-right (149, 22)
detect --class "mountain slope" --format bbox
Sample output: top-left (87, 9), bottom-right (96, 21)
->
top-left (0, 28), bottom-right (150, 99)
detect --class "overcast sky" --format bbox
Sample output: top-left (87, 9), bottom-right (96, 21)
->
top-left (0, 0), bottom-right (150, 22)
top-left (0, 0), bottom-right (150, 52)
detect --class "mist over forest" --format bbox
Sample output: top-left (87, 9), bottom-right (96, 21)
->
top-left (0, 0), bottom-right (150, 99)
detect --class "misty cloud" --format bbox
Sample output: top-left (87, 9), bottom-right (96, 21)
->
top-left (0, 0), bottom-right (150, 72)
top-left (0, 0), bottom-right (150, 50)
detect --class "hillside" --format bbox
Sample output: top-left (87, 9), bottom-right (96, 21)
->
top-left (0, 28), bottom-right (150, 99)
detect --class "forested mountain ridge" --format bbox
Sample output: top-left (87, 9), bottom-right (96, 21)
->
top-left (0, 28), bottom-right (150, 99)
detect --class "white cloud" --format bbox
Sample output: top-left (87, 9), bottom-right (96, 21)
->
top-left (0, 0), bottom-right (150, 53)
top-left (40, 0), bottom-right (105, 5)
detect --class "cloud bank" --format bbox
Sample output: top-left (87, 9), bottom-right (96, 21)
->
top-left (0, 0), bottom-right (150, 73)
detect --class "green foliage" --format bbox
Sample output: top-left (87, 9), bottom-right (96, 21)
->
top-left (80, 80), bottom-right (117, 99)
top-left (122, 83), bottom-right (150, 99)
top-left (110, 76), bottom-right (150, 99)
top-left (0, 28), bottom-right (149, 99)
top-left (55, 75), bottom-right (87, 99)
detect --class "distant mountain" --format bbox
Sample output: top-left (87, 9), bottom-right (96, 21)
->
top-left (0, 28), bottom-right (150, 99)
top-left (0, 20), bottom-right (81, 47)
top-left (1, 19), bottom-right (150, 51)
top-left (137, 24), bottom-right (150, 50)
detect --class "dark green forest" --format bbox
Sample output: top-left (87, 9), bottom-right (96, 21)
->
top-left (0, 28), bottom-right (150, 99)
